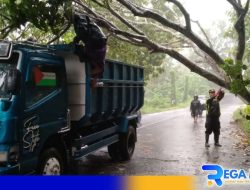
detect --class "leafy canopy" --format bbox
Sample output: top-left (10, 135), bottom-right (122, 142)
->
top-left (1, 0), bottom-right (72, 35)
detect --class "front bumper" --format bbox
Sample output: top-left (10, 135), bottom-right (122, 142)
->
top-left (0, 164), bottom-right (19, 174)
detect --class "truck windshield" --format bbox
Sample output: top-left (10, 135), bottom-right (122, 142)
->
top-left (0, 52), bottom-right (19, 99)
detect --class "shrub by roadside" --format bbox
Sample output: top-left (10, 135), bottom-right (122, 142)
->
top-left (141, 99), bottom-right (191, 114)
top-left (233, 106), bottom-right (250, 137)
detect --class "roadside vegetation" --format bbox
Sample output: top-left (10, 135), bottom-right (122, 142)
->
top-left (233, 107), bottom-right (250, 137)
top-left (142, 62), bottom-right (216, 114)
top-left (142, 98), bottom-right (192, 114)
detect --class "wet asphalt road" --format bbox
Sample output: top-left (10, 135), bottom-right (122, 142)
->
top-left (75, 94), bottom-right (250, 189)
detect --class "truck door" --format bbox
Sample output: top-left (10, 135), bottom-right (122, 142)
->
top-left (20, 56), bottom-right (67, 172)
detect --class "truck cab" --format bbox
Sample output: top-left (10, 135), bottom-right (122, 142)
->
top-left (0, 41), bottom-right (144, 174)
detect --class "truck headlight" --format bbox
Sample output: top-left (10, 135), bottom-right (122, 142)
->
top-left (0, 152), bottom-right (8, 162)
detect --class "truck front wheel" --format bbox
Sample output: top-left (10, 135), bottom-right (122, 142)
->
top-left (38, 147), bottom-right (65, 175)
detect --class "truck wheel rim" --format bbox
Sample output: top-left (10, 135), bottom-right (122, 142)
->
top-left (43, 157), bottom-right (61, 175)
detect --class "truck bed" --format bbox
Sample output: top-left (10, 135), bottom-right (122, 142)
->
top-left (59, 48), bottom-right (144, 127)
top-left (89, 59), bottom-right (144, 122)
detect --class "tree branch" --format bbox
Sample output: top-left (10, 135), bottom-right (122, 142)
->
top-left (71, 0), bottom-right (250, 102)
top-left (74, 0), bottom-right (230, 86)
top-left (74, 0), bottom-right (150, 47)
top-left (101, 22), bottom-right (229, 89)
top-left (15, 27), bottom-right (29, 41)
top-left (113, 32), bottom-right (229, 88)
top-left (0, 13), bottom-right (11, 21)
top-left (228, 0), bottom-right (249, 61)
top-left (0, 26), bottom-right (14, 39)
top-left (116, 0), bottom-right (225, 65)
top-left (91, 0), bottom-right (104, 7)
top-left (227, 0), bottom-right (243, 12)
top-left (161, 48), bottom-right (230, 88)
top-left (47, 23), bottom-right (71, 44)
top-left (238, 0), bottom-right (243, 6)
top-left (74, 0), bottom-right (99, 18)
top-left (74, 0), bottom-right (118, 30)
top-left (191, 20), bottom-right (213, 49)
top-left (167, 0), bottom-right (191, 30)
top-left (104, 1), bottom-right (145, 35)
top-left (1, 25), bottom-right (11, 33)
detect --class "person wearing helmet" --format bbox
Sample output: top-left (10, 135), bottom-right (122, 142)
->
top-left (205, 88), bottom-right (225, 147)
top-left (190, 95), bottom-right (201, 123)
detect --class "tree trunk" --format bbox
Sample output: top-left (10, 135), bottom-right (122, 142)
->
top-left (170, 71), bottom-right (177, 105)
top-left (183, 76), bottom-right (189, 102)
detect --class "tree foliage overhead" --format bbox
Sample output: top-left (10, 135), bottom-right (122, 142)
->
top-left (1, 0), bottom-right (250, 103)
top-left (107, 36), bottom-right (165, 81)
top-left (0, 0), bottom-right (72, 39)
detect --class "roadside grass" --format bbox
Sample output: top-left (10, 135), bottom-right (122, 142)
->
top-left (141, 99), bottom-right (192, 114)
top-left (233, 107), bottom-right (250, 137)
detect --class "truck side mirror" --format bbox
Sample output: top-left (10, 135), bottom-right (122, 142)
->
top-left (5, 69), bottom-right (21, 95)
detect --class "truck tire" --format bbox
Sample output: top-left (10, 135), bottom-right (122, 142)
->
top-left (38, 147), bottom-right (65, 175)
top-left (120, 125), bottom-right (136, 161)
top-left (108, 143), bottom-right (121, 161)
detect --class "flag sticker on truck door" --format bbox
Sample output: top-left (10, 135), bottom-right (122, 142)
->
top-left (34, 67), bottom-right (56, 86)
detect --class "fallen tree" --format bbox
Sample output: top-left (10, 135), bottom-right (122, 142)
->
top-left (1, 0), bottom-right (250, 102)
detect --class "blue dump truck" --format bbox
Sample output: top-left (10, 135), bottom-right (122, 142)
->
top-left (0, 41), bottom-right (144, 174)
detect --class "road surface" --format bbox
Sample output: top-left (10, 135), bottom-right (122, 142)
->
top-left (76, 94), bottom-right (250, 189)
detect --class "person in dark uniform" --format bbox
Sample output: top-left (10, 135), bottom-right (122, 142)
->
top-left (190, 95), bottom-right (201, 123)
top-left (73, 14), bottom-right (107, 88)
top-left (205, 89), bottom-right (225, 147)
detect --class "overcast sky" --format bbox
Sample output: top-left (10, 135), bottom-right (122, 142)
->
top-left (179, 0), bottom-right (232, 28)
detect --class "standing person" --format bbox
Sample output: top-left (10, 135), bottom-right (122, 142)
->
top-left (205, 89), bottom-right (225, 147)
top-left (190, 95), bottom-right (201, 123)
top-left (73, 14), bottom-right (107, 88)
